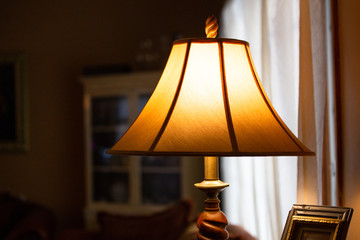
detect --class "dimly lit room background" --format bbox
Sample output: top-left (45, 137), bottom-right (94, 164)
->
top-left (0, 0), bottom-right (359, 239)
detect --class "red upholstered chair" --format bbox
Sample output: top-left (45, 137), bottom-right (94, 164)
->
top-left (0, 192), bottom-right (56, 240)
top-left (58, 200), bottom-right (193, 240)
top-left (58, 199), bottom-right (257, 240)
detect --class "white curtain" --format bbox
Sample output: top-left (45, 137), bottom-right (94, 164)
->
top-left (220, 0), bottom-right (300, 239)
top-left (220, 0), bottom-right (334, 239)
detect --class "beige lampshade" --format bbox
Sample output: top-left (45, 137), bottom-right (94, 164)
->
top-left (107, 38), bottom-right (314, 156)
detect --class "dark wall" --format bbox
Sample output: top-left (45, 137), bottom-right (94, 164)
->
top-left (339, 0), bottom-right (360, 238)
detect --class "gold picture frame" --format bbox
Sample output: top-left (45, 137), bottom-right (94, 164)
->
top-left (0, 53), bottom-right (28, 152)
top-left (281, 204), bottom-right (353, 240)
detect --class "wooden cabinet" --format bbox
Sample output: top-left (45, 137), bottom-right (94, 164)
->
top-left (81, 71), bottom-right (204, 228)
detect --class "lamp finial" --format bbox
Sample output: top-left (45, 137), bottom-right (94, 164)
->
top-left (205, 15), bottom-right (218, 38)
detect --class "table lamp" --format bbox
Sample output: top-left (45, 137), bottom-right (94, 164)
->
top-left (107, 16), bottom-right (314, 240)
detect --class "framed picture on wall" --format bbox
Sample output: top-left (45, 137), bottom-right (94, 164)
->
top-left (281, 204), bottom-right (353, 240)
top-left (0, 53), bottom-right (28, 152)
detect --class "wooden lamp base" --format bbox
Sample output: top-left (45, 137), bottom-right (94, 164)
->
top-left (194, 156), bottom-right (229, 240)
top-left (195, 181), bottom-right (229, 240)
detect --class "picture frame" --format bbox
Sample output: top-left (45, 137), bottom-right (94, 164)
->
top-left (0, 53), bottom-right (28, 152)
top-left (281, 204), bottom-right (353, 240)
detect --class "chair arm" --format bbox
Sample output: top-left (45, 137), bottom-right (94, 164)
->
top-left (6, 206), bottom-right (56, 240)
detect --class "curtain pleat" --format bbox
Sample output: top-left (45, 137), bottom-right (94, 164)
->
top-left (298, 0), bottom-right (330, 205)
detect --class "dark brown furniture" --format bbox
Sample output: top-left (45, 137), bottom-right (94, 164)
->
top-left (0, 192), bottom-right (56, 240)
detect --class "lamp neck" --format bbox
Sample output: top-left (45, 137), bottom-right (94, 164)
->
top-left (204, 156), bottom-right (219, 180)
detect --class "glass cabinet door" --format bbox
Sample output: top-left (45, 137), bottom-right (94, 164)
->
top-left (91, 96), bottom-right (130, 204)
top-left (141, 156), bottom-right (181, 204)
top-left (89, 93), bottom-right (182, 206)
